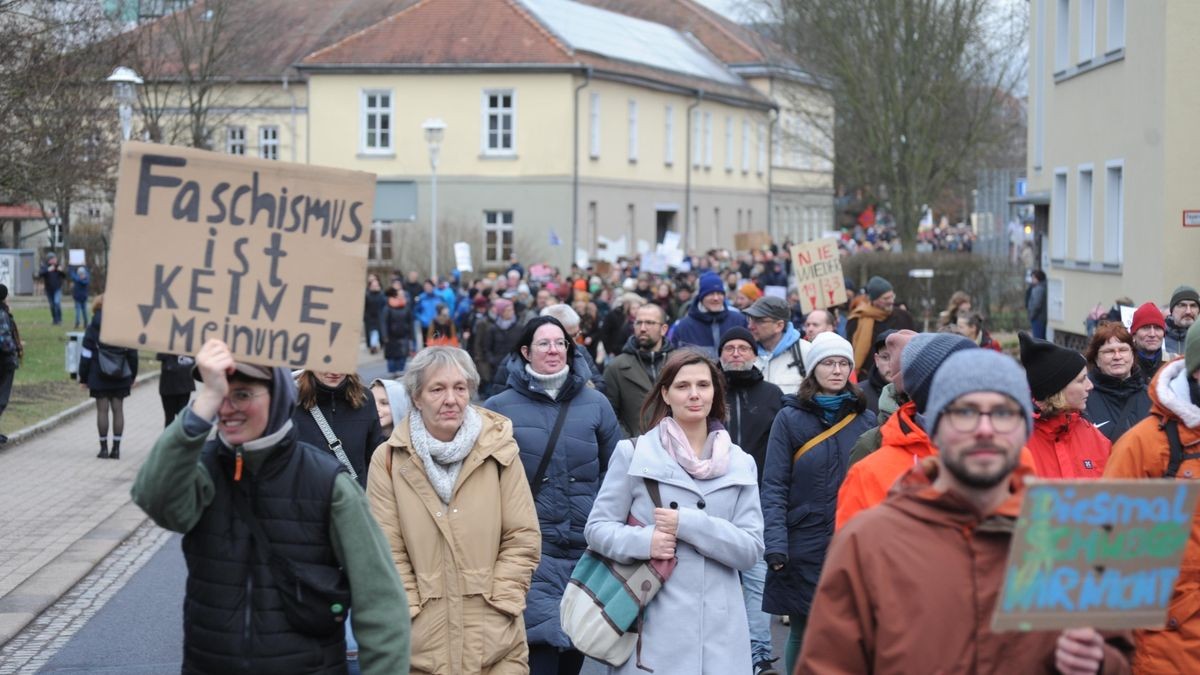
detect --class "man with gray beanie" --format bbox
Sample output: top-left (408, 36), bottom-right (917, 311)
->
top-left (844, 275), bottom-right (916, 380)
top-left (836, 332), bottom-right (978, 529)
top-left (1104, 320), bottom-right (1200, 672)
top-left (1165, 284), bottom-right (1199, 357)
top-left (802, 350), bottom-right (1133, 674)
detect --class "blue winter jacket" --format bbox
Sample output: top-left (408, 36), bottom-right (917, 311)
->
top-left (669, 301), bottom-right (747, 358)
top-left (483, 361), bottom-right (621, 647)
top-left (760, 394), bottom-right (874, 616)
top-left (415, 292), bottom-right (442, 328)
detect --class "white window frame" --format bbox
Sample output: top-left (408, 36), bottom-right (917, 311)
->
top-left (1051, 168), bottom-right (1068, 259)
top-left (756, 122), bottom-right (766, 175)
top-left (628, 99), bottom-right (638, 163)
top-left (702, 111), bottom-right (712, 169)
top-left (589, 92), bottom-right (601, 159)
top-left (483, 210), bottom-right (515, 264)
top-left (773, 114), bottom-right (784, 166)
top-left (360, 89), bottom-right (393, 154)
top-left (226, 125), bottom-right (246, 155)
top-left (664, 105), bottom-right (674, 166)
top-left (1104, 160), bottom-right (1124, 264)
top-left (1054, 0), bottom-right (1070, 72)
top-left (1078, 0), bottom-right (1095, 63)
top-left (482, 89), bottom-right (516, 156)
top-left (1076, 164), bottom-right (1094, 261)
top-left (1107, 0), bottom-right (1125, 52)
top-left (724, 115), bottom-right (734, 172)
top-left (259, 125), bottom-right (279, 160)
top-left (741, 117), bottom-right (750, 173)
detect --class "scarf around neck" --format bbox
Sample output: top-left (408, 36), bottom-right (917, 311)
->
top-left (526, 363), bottom-right (570, 399)
top-left (658, 416), bottom-right (731, 479)
top-left (814, 392), bottom-right (855, 425)
top-left (408, 406), bottom-right (482, 505)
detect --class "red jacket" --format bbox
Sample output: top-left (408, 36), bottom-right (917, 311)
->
top-left (1104, 359), bottom-right (1200, 674)
top-left (1027, 410), bottom-right (1111, 479)
top-left (836, 402), bottom-right (932, 530)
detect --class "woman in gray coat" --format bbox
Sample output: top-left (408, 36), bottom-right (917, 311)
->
top-left (585, 349), bottom-right (764, 674)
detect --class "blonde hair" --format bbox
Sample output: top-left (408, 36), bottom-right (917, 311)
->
top-left (1036, 390), bottom-right (1074, 417)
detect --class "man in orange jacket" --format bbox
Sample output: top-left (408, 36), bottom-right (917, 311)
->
top-left (836, 333), bottom-right (976, 529)
top-left (1104, 321), bottom-right (1200, 673)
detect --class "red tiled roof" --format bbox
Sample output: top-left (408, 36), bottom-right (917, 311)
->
top-left (0, 205), bottom-right (46, 219)
top-left (303, 0), bottom-right (574, 66)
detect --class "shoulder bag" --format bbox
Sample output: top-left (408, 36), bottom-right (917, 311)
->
top-left (308, 405), bottom-right (359, 481)
top-left (529, 398), bottom-right (573, 500)
top-left (97, 345), bottom-right (132, 380)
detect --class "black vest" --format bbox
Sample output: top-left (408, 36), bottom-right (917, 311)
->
top-left (181, 436), bottom-right (348, 674)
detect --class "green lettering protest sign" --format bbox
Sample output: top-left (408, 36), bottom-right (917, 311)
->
top-left (103, 142), bottom-right (375, 371)
top-left (993, 479), bottom-right (1200, 631)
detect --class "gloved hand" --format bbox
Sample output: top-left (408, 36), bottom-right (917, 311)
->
top-left (766, 552), bottom-right (788, 572)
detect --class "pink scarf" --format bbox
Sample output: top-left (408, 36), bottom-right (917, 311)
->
top-left (658, 417), bottom-right (731, 479)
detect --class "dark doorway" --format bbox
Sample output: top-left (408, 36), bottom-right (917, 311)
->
top-left (655, 210), bottom-right (676, 244)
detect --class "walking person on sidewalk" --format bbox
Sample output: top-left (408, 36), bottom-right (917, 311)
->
top-left (70, 265), bottom-right (90, 329)
top-left (132, 339), bottom-right (411, 674)
top-left (77, 296), bottom-right (137, 459)
top-left (0, 284), bottom-right (22, 444)
top-left (156, 353), bottom-right (195, 427)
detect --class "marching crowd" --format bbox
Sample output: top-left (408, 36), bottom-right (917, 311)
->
top-left (124, 245), bottom-right (1200, 675)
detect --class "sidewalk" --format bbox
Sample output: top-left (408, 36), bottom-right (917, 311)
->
top-left (0, 347), bottom-right (385, 647)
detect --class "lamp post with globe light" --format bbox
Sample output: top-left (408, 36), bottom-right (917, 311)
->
top-left (106, 66), bottom-right (143, 142)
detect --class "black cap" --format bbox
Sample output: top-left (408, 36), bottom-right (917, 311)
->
top-left (1018, 332), bottom-right (1086, 401)
top-left (719, 326), bottom-right (756, 354)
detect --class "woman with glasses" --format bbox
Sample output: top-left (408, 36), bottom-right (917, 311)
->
top-left (1018, 332), bottom-right (1113, 478)
top-left (1083, 323), bottom-right (1151, 444)
top-left (483, 316), bottom-right (620, 675)
top-left (760, 332), bottom-right (875, 673)
top-left (367, 346), bottom-right (539, 674)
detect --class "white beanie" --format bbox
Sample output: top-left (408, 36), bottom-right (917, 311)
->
top-left (803, 332), bottom-right (855, 374)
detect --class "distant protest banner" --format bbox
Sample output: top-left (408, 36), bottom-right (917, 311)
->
top-left (103, 142), bottom-right (374, 371)
top-left (734, 231), bottom-right (771, 251)
top-left (791, 237), bottom-right (847, 314)
top-left (993, 480), bottom-right (1200, 632)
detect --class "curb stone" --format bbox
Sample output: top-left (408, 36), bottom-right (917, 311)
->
top-left (0, 372), bottom-right (160, 453)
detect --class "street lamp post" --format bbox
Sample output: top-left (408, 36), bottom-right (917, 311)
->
top-left (422, 118), bottom-right (446, 281)
top-left (106, 66), bottom-right (143, 142)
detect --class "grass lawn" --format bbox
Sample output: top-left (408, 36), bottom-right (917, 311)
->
top-left (3, 307), bottom-right (158, 435)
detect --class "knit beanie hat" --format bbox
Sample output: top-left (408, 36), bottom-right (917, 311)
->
top-left (698, 272), bottom-right (724, 300)
top-left (803, 332), bottom-right (855, 374)
top-left (866, 276), bottom-right (893, 301)
top-left (738, 282), bottom-right (762, 303)
top-left (0, 284), bottom-right (7, 301)
top-left (1018, 331), bottom-right (1087, 401)
top-left (1130, 302), bottom-right (1166, 334)
top-left (1187, 321), bottom-right (1200, 375)
top-left (719, 326), bottom-right (756, 354)
top-left (925, 350), bottom-right (1034, 439)
top-left (901, 333), bottom-right (978, 413)
top-left (1170, 285), bottom-right (1200, 312)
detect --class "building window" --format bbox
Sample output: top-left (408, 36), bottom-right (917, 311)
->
top-left (736, 208), bottom-right (743, 232)
top-left (484, 210), bottom-right (514, 264)
top-left (664, 105), bottom-right (674, 166)
top-left (259, 126), bottom-right (278, 160)
top-left (1076, 166), bottom-right (1093, 261)
top-left (628, 99), bottom-right (638, 163)
top-left (226, 126), bottom-right (245, 155)
top-left (757, 122), bottom-right (766, 175)
top-left (702, 112), bottom-right (712, 169)
top-left (589, 92), bottom-right (601, 159)
top-left (587, 202), bottom-right (598, 255)
top-left (1051, 169), bottom-right (1068, 259)
top-left (361, 90), bottom-right (392, 153)
top-left (483, 89), bottom-right (515, 154)
top-left (1107, 0), bottom-right (1125, 51)
top-left (741, 118), bottom-right (750, 173)
top-left (1104, 162), bottom-right (1123, 264)
top-left (713, 207), bottom-right (721, 247)
top-left (692, 110), bottom-right (702, 168)
top-left (1078, 0), bottom-right (1095, 63)
top-left (627, 203), bottom-right (636, 243)
top-left (370, 222), bottom-right (394, 263)
top-left (691, 205), bottom-right (700, 249)
top-left (1054, 0), bottom-right (1069, 72)
top-left (723, 116), bottom-right (733, 172)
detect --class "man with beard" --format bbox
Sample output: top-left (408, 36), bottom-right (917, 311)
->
top-left (1165, 285), bottom-right (1199, 357)
top-left (844, 276), bottom-right (916, 380)
top-left (800, 350), bottom-right (1133, 674)
top-left (718, 327), bottom-right (783, 675)
top-left (1130, 302), bottom-right (1167, 382)
top-left (603, 303), bottom-right (674, 437)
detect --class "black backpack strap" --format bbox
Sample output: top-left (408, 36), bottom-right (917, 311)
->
top-left (529, 399), bottom-right (572, 500)
top-left (788, 340), bottom-right (806, 377)
top-left (1162, 419), bottom-right (1200, 478)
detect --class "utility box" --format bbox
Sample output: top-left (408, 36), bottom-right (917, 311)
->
top-left (66, 331), bottom-right (84, 379)
top-left (0, 249), bottom-right (36, 295)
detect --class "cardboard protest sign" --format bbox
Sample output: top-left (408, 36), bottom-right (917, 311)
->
top-left (993, 479), bottom-right (1200, 632)
top-left (103, 142), bottom-right (374, 371)
top-left (734, 231), bottom-right (771, 251)
top-left (791, 237), bottom-right (847, 314)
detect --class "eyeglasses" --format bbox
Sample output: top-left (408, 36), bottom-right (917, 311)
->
top-left (721, 344), bottom-right (755, 355)
top-left (1097, 346), bottom-right (1132, 358)
top-left (224, 389), bottom-right (268, 411)
top-left (942, 407), bottom-right (1024, 433)
top-left (817, 358), bottom-right (852, 371)
top-left (633, 320), bottom-right (661, 327)
top-left (532, 339), bottom-right (569, 353)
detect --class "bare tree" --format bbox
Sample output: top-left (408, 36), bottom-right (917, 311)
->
top-left (767, 0), bottom-right (1027, 247)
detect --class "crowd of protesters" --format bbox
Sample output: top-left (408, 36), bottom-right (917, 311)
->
top-left (126, 232), bottom-right (1200, 675)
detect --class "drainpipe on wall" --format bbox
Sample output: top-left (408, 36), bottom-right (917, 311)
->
top-left (283, 73), bottom-right (298, 163)
top-left (767, 107), bottom-right (778, 239)
top-left (572, 66), bottom-right (593, 270)
top-left (684, 89), bottom-right (702, 247)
